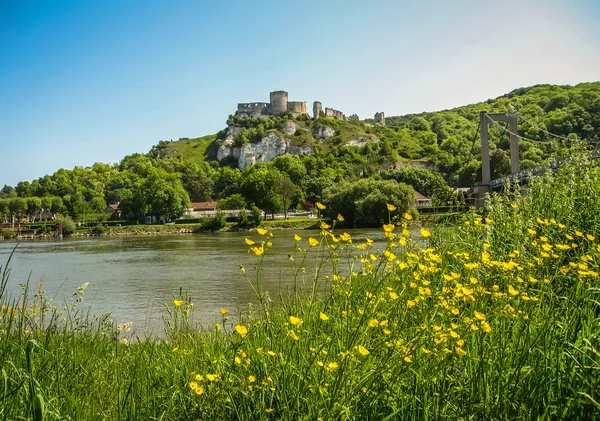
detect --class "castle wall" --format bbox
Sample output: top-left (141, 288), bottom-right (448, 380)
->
top-left (237, 102), bottom-right (270, 117)
top-left (270, 91), bottom-right (288, 115)
top-left (325, 108), bottom-right (346, 120)
top-left (374, 112), bottom-right (385, 126)
top-left (287, 101), bottom-right (308, 114)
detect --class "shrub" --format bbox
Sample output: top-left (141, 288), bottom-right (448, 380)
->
top-left (90, 224), bottom-right (106, 236)
top-left (56, 216), bottom-right (76, 236)
top-left (0, 229), bottom-right (15, 238)
top-left (196, 211), bottom-right (226, 232)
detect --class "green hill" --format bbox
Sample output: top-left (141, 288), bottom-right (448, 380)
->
top-left (152, 82), bottom-right (600, 186)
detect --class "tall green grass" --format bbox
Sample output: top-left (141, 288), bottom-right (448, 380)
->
top-left (1, 149), bottom-right (599, 419)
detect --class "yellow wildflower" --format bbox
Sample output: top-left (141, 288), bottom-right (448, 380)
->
top-left (340, 232), bottom-right (352, 243)
top-left (404, 212), bottom-right (413, 220)
top-left (252, 246), bottom-right (264, 256)
top-left (289, 316), bottom-right (302, 326)
top-left (420, 228), bottom-right (431, 238)
top-left (508, 285), bottom-right (519, 296)
top-left (389, 291), bottom-right (399, 300)
top-left (455, 347), bottom-right (467, 356)
top-left (235, 324), bottom-right (248, 339)
top-left (357, 345), bottom-right (370, 356)
top-left (387, 203), bottom-right (397, 211)
top-left (308, 237), bottom-right (319, 247)
top-left (288, 330), bottom-right (300, 341)
top-left (474, 311), bottom-right (486, 321)
top-left (319, 312), bottom-right (329, 321)
top-left (337, 214), bottom-right (345, 222)
top-left (220, 308), bottom-right (229, 315)
top-left (248, 375), bottom-right (256, 383)
top-left (383, 223), bottom-right (395, 233)
top-left (481, 321), bottom-right (492, 333)
top-left (256, 228), bottom-right (268, 236)
top-left (245, 238), bottom-right (255, 245)
top-left (316, 202), bottom-right (326, 210)
top-left (369, 319), bottom-right (379, 328)
top-left (294, 234), bottom-right (302, 241)
top-left (173, 299), bottom-right (183, 307)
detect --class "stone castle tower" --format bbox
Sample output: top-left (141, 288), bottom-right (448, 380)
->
top-left (270, 91), bottom-right (288, 115)
top-left (313, 101), bottom-right (322, 120)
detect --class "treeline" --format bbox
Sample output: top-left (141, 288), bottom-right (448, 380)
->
top-left (0, 153), bottom-right (448, 228)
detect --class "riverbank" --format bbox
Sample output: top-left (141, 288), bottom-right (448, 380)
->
top-left (1, 218), bottom-right (323, 239)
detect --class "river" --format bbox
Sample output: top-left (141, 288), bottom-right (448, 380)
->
top-left (0, 229), bottom-right (393, 336)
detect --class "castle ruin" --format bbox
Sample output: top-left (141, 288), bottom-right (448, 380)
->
top-left (374, 111), bottom-right (385, 126)
top-left (236, 90), bottom-right (356, 121)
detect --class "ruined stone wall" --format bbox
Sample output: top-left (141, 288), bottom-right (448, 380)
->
top-left (237, 102), bottom-right (270, 117)
top-left (325, 108), bottom-right (346, 120)
top-left (287, 101), bottom-right (308, 114)
top-left (348, 114), bottom-right (359, 120)
top-left (374, 112), bottom-right (385, 126)
top-left (313, 101), bottom-right (322, 119)
top-left (270, 91), bottom-right (288, 115)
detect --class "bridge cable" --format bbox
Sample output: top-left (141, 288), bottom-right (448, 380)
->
top-left (484, 114), bottom-right (557, 145)
top-left (468, 123), bottom-right (480, 156)
top-left (515, 112), bottom-right (576, 142)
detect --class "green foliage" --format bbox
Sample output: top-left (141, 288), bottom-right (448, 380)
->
top-left (379, 168), bottom-right (454, 205)
top-left (89, 224), bottom-right (107, 236)
top-left (195, 211), bottom-right (226, 232)
top-left (217, 194), bottom-right (246, 210)
top-left (0, 228), bottom-right (15, 238)
top-left (322, 178), bottom-right (415, 227)
top-left (56, 216), bottom-right (76, 236)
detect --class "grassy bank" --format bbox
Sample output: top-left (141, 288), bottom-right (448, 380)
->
top-left (1, 150), bottom-right (599, 420)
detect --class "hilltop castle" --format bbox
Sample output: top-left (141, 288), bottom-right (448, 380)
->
top-left (236, 90), bottom-right (360, 121)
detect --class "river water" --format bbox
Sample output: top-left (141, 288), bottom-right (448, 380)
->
top-left (0, 229), bottom-right (391, 336)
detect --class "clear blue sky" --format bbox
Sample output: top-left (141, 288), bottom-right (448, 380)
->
top-left (1, 0), bottom-right (599, 187)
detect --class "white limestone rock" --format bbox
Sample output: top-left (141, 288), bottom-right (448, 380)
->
top-left (282, 121), bottom-right (298, 135)
top-left (237, 132), bottom-right (289, 171)
top-left (347, 136), bottom-right (380, 148)
top-left (217, 136), bottom-right (235, 161)
top-left (315, 126), bottom-right (336, 139)
top-left (288, 145), bottom-right (314, 156)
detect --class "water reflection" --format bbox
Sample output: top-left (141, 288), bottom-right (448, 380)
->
top-left (0, 229), bottom-right (396, 335)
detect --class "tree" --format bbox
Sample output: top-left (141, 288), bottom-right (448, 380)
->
top-left (217, 194), bottom-right (246, 210)
top-left (276, 175), bottom-right (297, 220)
top-left (8, 197), bottom-right (27, 228)
top-left (213, 167), bottom-right (242, 198)
top-left (50, 196), bottom-right (64, 215)
top-left (0, 198), bottom-right (8, 223)
top-left (26, 197), bottom-right (42, 222)
top-left (0, 185), bottom-right (17, 199)
top-left (241, 165), bottom-right (282, 219)
top-left (142, 168), bottom-right (190, 222)
top-left (269, 155), bottom-right (307, 185)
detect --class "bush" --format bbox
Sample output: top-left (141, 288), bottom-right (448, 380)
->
top-left (195, 211), bottom-right (226, 232)
top-left (90, 224), bottom-right (106, 236)
top-left (56, 216), bottom-right (76, 236)
top-left (0, 229), bottom-right (15, 238)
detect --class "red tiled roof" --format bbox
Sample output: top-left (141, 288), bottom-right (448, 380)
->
top-left (190, 201), bottom-right (217, 210)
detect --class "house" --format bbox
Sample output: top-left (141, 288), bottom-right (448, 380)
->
top-left (413, 192), bottom-right (433, 208)
top-left (186, 202), bottom-right (219, 218)
top-left (105, 204), bottom-right (121, 220)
